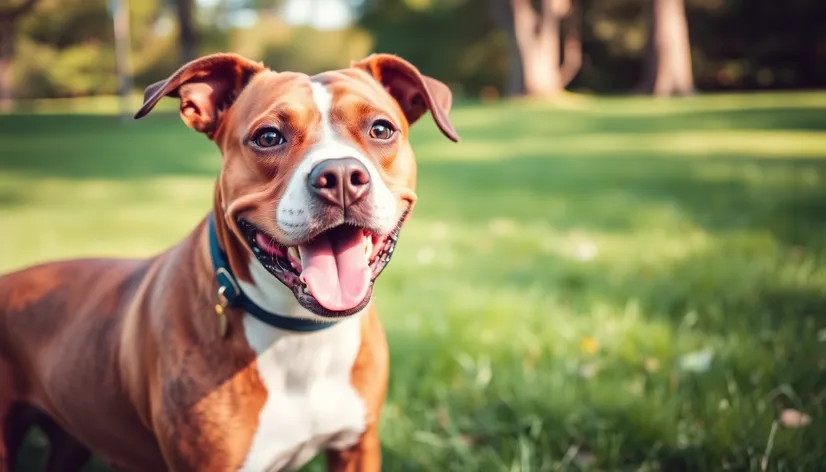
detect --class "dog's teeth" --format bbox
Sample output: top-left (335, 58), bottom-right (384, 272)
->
top-left (287, 246), bottom-right (300, 262)
top-left (303, 286), bottom-right (310, 294)
top-left (364, 237), bottom-right (373, 256)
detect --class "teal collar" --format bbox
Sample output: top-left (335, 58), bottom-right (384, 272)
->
top-left (207, 212), bottom-right (337, 332)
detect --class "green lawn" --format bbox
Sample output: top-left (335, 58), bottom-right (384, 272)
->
top-left (2, 92), bottom-right (826, 471)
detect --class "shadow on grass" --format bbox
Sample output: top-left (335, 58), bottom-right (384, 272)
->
top-left (2, 102), bottom-right (826, 180)
top-left (0, 113), bottom-right (219, 180)
top-left (452, 104), bottom-right (826, 138)
top-left (416, 152), bottom-right (826, 249)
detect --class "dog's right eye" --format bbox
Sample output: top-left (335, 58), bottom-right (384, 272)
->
top-left (369, 120), bottom-right (395, 140)
top-left (251, 128), bottom-right (286, 148)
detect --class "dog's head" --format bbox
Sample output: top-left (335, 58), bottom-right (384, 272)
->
top-left (135, 53), bottom-right (459, 318)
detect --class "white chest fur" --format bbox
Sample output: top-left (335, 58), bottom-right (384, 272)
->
top-left (239, 313), bottom-right (367, 472)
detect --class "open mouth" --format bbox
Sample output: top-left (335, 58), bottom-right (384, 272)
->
top-left (237, 216), bottom-right (403, 318)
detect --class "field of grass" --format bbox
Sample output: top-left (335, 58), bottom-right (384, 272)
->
top-left (2, 92), bottom-right (826, 471)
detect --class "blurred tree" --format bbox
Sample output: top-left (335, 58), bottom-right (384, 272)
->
top-left (112, 0), bottom-right (132, 120)
top-left (12, 0), bottom-right (174, 99)
top-left (487, 0), bottom-right (523, 96)
top-left (639, 0), bottom-right (694, 95)
top-left (174, 0), bottom-right (197, 62)
top-left (358, 0), bottom-right (505, 98)
top-left (487, 0), bottom-right (580, 97)
top-left (0, 0), bottom-right (40, 110)
top-left (560, 0), bottom-right (581, 88)
top-left (3, 0), bottom-right (825, 100)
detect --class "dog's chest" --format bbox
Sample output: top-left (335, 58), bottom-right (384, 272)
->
top-left (239, 315), bottom-right (367, 472)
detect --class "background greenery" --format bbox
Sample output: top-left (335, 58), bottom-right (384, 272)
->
top-left (3, 92), bottom-right (826, 470)
top-left (5, 0), bottom-right (826, 101)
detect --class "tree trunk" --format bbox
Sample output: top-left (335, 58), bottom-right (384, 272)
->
top-left (489, 0), bottom-right (577, 97)
top-left (487, 0), bottom-right (523, 96)
top-left (504, 27), bottom-right (525, 96)
top-left (559, 0), bottom-right (581, 87)
top-left (113, 0), bottom-right (132, 122)
top-left (509, 0), bottom-right (572, 97)
top-left (642, 0), bottom-right (694, 96)
top-left (175, 0), bottom-right (198, 64)
top-left (511, 0), bottom-right (559, 96)
top-left (0, 22), bottom-right (14, 112)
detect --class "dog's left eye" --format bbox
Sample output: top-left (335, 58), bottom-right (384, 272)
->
top-left (252, 128), bottom-right (286, 148)
top-left (369, 120), bottom-right (395, 140)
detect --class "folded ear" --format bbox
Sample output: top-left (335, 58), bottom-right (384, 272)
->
top-left (134, 53), bottom-right (266, 138)
top-left (352, 54), bottom-right (459, 142)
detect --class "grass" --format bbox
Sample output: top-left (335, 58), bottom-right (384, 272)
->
top-left (2, 91), bottom-right (826, 471)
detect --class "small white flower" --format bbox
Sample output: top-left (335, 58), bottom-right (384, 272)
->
top-left (430, 221), bottom-right (449, 241)
top-left (416, 247), bottom-right (435, 265)
top-left (679, 348), bottom-right (714, 372)
top-left (574, 240), bottom-right (597, 261)
top-left (579, 363), bottom-right (599, 378)
top-left (488, 218), bottom-right (515, 236)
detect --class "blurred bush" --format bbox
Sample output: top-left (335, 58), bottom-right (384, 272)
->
top-left (5, 0), bottom-right (826, 100)
top-left (9, 0), bottom-right (375, 99)
top-left (229, 15), bottom-right (373, 76)
top-left (358, 0), bottom-right (506, 98)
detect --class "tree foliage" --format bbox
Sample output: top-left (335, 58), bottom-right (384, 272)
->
top-left (3, 0), bottom-right (826, 99)
top-left (358, 0), bottom-right (506, 97)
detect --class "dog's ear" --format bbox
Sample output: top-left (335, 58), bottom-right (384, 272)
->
top-left (134, 53), bottom-right (265, 138)
top-left (352, 54), bottom-right (459, 142)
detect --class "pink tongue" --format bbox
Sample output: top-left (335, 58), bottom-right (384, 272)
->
top-left (299, 227), bottom-right (371, 312)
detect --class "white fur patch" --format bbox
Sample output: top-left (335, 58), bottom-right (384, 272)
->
top-left (239, 313), bottom-right (367, 472)
top-left (275, 81), bottom-right (397, 245)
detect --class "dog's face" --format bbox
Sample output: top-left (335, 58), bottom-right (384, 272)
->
top-left (136, 53), bottom-right (458, 318)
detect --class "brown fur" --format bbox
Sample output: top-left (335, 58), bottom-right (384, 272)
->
top-left (0, 52), bottom-right (457, 471)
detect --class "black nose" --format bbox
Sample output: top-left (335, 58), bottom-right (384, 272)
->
top-left (307, 157), bottom-right (372, 208)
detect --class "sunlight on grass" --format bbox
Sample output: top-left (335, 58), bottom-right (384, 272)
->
top-left (419, 130), bottom-right (826, 162)
top-left (515, 90), bottom-right (826, 114)
top-left (0, 176), bottom-right (213, 269)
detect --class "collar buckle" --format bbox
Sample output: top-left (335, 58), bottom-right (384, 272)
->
top-left (215, 267), bottom-right (241, 307)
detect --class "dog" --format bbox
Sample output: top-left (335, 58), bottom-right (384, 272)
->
top-left (0, 52), bottom-right (458, 471)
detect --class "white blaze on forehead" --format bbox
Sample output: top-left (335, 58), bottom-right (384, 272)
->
top-left (310, 79), bottom-right (334, 123)
top-left (275, 80), bottom-right (397, 244)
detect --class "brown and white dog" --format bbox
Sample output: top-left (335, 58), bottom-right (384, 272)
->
top-left (0, 52), bottom-right (458, 471)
